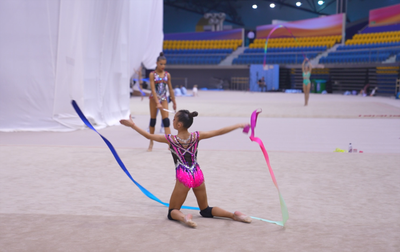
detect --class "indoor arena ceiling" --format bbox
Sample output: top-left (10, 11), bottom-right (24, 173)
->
top-left (164, 0), bottom-right (338, 26)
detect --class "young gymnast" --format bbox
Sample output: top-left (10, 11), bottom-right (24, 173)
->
top-left (192, 85), bottom-right (198, 96)
top-left (302, 58), bottom-right (312, 106)
top-left (133, 66), bottom-right (145, 101)
top-left (120, 110), bottom-right (252, 228)
top-left (148, 52), bottom-right (176, 151)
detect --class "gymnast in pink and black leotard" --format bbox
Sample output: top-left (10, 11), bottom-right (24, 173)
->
top-left (119, 109), bottom-right (252, 228)
top-left (166, 131), bottom-right (204, 188)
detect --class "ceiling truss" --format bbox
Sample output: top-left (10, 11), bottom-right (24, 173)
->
top-left (164, 0), bottom-right (342, 27)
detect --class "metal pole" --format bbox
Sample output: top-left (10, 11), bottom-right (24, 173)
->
top-left (241, 28), bottom-right (245, 48)
top-left (341, 13), bottom-right (346, 44)
top-left (336, 0), bottom-right (340, 14)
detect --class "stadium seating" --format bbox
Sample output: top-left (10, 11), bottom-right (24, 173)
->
top-left (320, 50), bottom-right (392, 64)
top-left (166, 55), bottom-right (228, 65)
top-left (232, 36), bottom-right (334, 65)
top-left (249, 35), bottom-right (341, 49)
top-left (163, 39), bottom-right (241, 64)
top-left (376, 67), bottom-right (400, 95)
top-left (232, 51), bottom-right (320, 65)
top-left (164, 49), bottom-right (233, 54)
top-left (162, 32), bottom-right (400, 65)
top-left (345, 31), bottom-right (400, 45)
top-left (320, 32), bottom-right (400, 64)
top-left (243, 46), bottom-right (326, 53)
top-left (337, 42), bottom-right (400, 50)
top-left (163, 39), bottom-right (242, 50)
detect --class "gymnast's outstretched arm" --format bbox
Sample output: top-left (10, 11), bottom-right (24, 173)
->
top-left (302, 58), bottom-right (307, 72)
top-left (199, 123), bottom-right (248, 140)
top-left (120, 116), bottom-right (168, 143)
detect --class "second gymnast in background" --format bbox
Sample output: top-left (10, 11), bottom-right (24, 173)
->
top-left (148, 52), bottom-right (176, 151)
top-left (302, 58), bottom-right (312, 106)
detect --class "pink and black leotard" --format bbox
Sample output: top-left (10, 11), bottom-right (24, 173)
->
top-left (165, 131), bottom-right (204, 188)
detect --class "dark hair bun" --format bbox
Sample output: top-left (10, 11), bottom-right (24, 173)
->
top-left (159, 52), bottom-right (164, 57)
top-left (189, 111), bottom-right (198, 118)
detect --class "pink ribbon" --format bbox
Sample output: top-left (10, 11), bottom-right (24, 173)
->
top-left (244, 109), bottom-right (289, 226)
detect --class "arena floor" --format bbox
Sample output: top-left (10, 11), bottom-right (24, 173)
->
top-left (1, 91), bottom-right (400, 251)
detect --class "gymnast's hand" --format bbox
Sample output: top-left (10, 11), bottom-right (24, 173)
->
top-left (120, 115), bottom-right (135, 127)
top-left (239, 123), bottom-right (250, 129)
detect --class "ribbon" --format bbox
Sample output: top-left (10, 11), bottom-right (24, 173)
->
top-left (71, 100), bottom-right (199, 210)
top-left (139, 87), bottom-right (146, 97)
top-left (263, 24), bottom-right (307, 69)
top-left (71, 100), bottom-right (288, 225)
top-left (162, 108), bottom-right (176, 114)
top-left (243, 109), bottom-right (289, 226)
top-left (132, 78), bottom-right (146, 97)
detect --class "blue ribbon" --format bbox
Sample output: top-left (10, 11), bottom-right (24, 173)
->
top-left (138, 86), bottom-right (146, 97)
top-left (71, 100), bottom-right (199, 210)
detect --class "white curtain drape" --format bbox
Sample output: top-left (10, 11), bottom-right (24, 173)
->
top-left (0, 0), bottom-right (163, 131)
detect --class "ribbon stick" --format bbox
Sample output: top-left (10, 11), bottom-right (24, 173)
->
top-left (162, 108), bottom-right (176, 114)
top-left (131, 77), bottom-right (146, 97)
top-left (244, 109), bottom-right (289, 226)
top-left (138, 86), bottom-right (146, 97)
top-left (263, 24), bottom-right (307, 69)
top-left (71, 100), bottom-right (199, 210)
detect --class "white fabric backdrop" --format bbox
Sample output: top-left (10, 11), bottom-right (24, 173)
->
top-left (0, 0), bottom-right (163, 131)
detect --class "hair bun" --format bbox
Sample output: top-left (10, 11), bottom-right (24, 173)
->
top-left (189, 111), bottom-right (198, 118)
top-left (159, 52), bottom-right (164, 57)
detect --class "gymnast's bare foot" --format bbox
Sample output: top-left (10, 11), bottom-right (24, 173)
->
top-left (233, 211), bottom-right (252, 223)
top-left (184, 214), bottom-right (197, 228)
top-left (147, 140), bottom-right (153, 152)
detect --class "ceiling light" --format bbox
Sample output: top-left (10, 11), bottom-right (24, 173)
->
top-left (318, 0), bottom-right (324, 5)
top-left (296, 2), bottom-right (302, 7)
top-left (252, 4), bottom-right (258, 9)
top-left (270, 3), bottom-right (275, 8)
